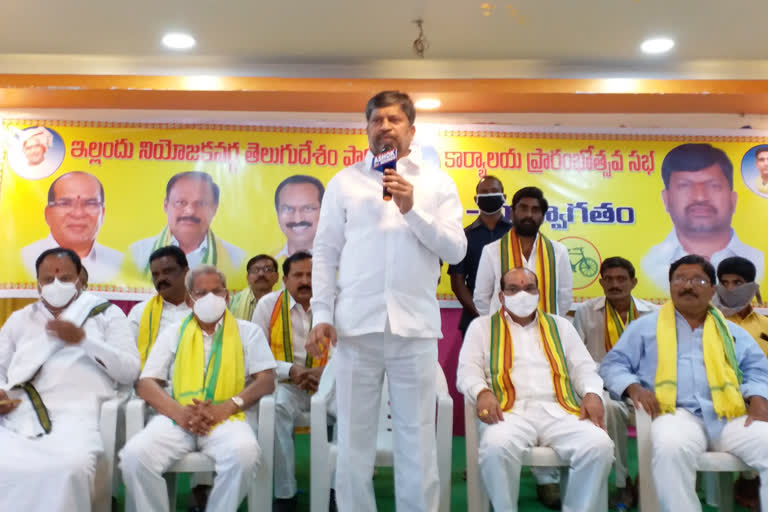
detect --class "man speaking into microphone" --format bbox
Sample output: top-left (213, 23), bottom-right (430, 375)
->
top-left (307, 91), bottom-right (466, 512)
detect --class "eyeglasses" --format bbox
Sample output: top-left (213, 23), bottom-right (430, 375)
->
top-left (670, 276), bottom-right (711, 287)
top-left (170, 199), bottom-right (213, 210)
top-left (278, 205), bottom-right (320, 216)
top-left (249, 266), bottom-right (276, 275)
top-left (48, 198), bottom-right (103, 214)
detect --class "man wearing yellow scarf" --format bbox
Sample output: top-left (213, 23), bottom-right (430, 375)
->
top-left (457, 268), bottom-right (613, 512)
top-left (120, 265), bottom-right (277, 512)
top-left (229, 254), bottom-right (279, 321)
top-left (574, 256), bottom-right (657, 507)
top-left (600, 255), bottom-right (768, 512)
top-left (252, 252), bottom-right (329, 512)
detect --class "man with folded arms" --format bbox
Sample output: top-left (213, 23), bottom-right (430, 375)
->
top-left (600, 254), bottom-right (768, 511)
top-left (0, 248), bottom-right (140, 512)
top-left (458, 267), bottom-right (613, 512)
top-left (120, 265), bottom-right (276, 512)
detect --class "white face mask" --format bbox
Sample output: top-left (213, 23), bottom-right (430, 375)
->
top-left (193, 292), bottom-right (227, 323)
top-left (39, 278), bottom-right (78, 308)
top-left (503, 291), bottom-right (540, 317)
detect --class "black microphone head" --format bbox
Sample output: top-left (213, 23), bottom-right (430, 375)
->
top-left (379, 144), bottom-right (393, 155)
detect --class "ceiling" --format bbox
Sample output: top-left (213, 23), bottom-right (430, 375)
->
top-left (2, 0), bottom-right (768, 79)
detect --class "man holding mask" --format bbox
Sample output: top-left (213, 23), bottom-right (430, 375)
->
top-left (449, 175), bottom-right (511, 339)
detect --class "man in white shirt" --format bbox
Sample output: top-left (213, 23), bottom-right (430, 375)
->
top-left (130, 171), bottom-right (245, 275)
top-left (127, 246), bottom-right (191, 368)
top-left (641, 143), bottom-right (764, 292)
top-left (0, 247), bottom-right (140, 512)
top-left (274, 175), bottom-right (324, 259)
top-left (306, 90), bottom-right (466, 512)
top-left (458, 267), bottom-right (613, 512)
top-left (21, 171), bottom-right (124, 283)
top-left (573, 256), bottom-right (657, 507)
top-left (252, 251), bottom-right (329, 511)
top-left (473, 186), bottom-right (572, 317)
top-left (119, 265), bottom-right (276, 512)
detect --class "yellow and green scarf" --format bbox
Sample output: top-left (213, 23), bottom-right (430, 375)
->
top-left (172, 310), bottom-right (245, 428)
top-left (499, 230), bottom-right (558, 313)
top-left (146, 225), bottom-right (236, 276)
top-left (655, 301), bottom-right (746, 419)
top-left (489, 309), bottom-right (580, 414)
top-left (269, 290), bottom-right (326, 368)
top-left (137, 294), bottom-right (165, 369)
top-left (604, 298), bottom-right (637, 352)
top-left (230, 287), bottom-right (257, 321)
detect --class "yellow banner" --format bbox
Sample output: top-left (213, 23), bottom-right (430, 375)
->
top-left (1, 120), bottom-right (766, 304)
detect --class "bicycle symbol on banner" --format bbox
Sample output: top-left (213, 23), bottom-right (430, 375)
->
top-left (568, 247), bottom-right (598, 278)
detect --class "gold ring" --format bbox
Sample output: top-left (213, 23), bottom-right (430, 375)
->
top-left (480, 409), bottom-right (489, 416)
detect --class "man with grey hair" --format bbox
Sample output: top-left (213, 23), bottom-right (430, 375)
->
top-left (120, 264), bottom-right (277, 512)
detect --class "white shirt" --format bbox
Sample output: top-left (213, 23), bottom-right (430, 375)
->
top-left (141, 318), bottom-right (276, 384)
top-left (129, 231), bottom-right (246, 271)
top-left (20, 234), bottom-right (124, 283)
top-left (641, 229), bottom-right (764, 293)
top-left (252, 289), bottom-right (313, 381)
top-left (127, 297), bottom-right (192, 346)
top-left (457, 311), bottom-right (602, 418)
top-left (0, 300), bottom-right (140, 433)
top-left (573, 296), bottom-right (658, 363)
top-left (310, 146), bottom-right (467, 339)
top-left (473, 233), bottom-right (573, 316)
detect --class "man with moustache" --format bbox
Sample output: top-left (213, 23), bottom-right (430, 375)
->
top-left (230, 255), bottom-right (280, 321)
top-left (306, 91), bottom-right (466, 512)
top-left (0, 248), bottom-right (140, 512)
top-left (21, 171), bottom-right (124, 283)
top-left (252, 252), bottom-right (330, 511)
top-left (449, 175), bottom-right (511, 339)
top-left (573, 257), bottom-right (657, 507)
top-left (130, 171), bottom-right (245, 276)
top-left (601, 254), bottom-right (768, 511)
top-left (274, 175), bottom-right (325, 259)
top-left (642, 143), bottom-right (764, 291)
top-left (127, 246), bottom-right (191, 369)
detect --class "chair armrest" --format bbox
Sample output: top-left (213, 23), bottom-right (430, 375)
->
top-left (315, 355), bottom-right (336, 403)
top-left (464, 396), bottom-right (488, 512)
top-left (125, 398), bottom-right (147, 441)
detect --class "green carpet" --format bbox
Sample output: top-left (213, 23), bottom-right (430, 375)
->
top-left (115, 434), bottom-right (751, 511)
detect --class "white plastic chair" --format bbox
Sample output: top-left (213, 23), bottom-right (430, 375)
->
top-left (124, 394), bottom-right (275, 512)
top-left (309, 356), bottom-right (454, 512)
top-left (635, 407), bottom-right (750, 512)
top-left (92, 396), bottom-right (120, 512)
top-left (463, 397), bottom-right (608, 512)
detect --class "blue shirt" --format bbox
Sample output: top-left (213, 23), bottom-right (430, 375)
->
top-left (599, 308), bottom-right (768, 440)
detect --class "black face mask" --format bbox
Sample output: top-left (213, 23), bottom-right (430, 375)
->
top-left (475, 193), bottom-right (505, 214)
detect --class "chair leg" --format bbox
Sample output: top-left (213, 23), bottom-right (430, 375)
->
top-left (718, 472), bottom-right (735, 512)
top-left (704, 472), bottom-right (720, 507)
top-left (164, 473), bottom-right (178, 511)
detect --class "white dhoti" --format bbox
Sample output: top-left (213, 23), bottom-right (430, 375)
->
top-left (477, 404), bottom-right (614, 512)
top-left (334, 332), bottom-right (440, 512)
top-left (119, 414), bottom-right (260, 512)
top-left (604, 392), bottom-right (630, 487)
top-left (274, 382), bottom-right (311, 499)
top-left (651, 408), bottom-right (768, 512)
top-left (0, 424), bottom-right (102, 512)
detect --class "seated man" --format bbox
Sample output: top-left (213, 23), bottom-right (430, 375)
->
top-left (0, 248), bottom-right (140, 512)
top-left (573, 256), bottom-right (657, 506)
top-left (600, 254), bottom-right (768, 511)
top-left (128, 246), bottom-right (191, 368)
top-left (230, 254), bottom-right (279, 321)
top-left (120, 264), bottom-right (276, 512)
top-left (252, 251), bottom-right (328, 511)
top-left (457, 267), bottom-right (613, 512)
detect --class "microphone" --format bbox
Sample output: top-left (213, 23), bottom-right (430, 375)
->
top-left (373, 144), bottom-right (397, 201)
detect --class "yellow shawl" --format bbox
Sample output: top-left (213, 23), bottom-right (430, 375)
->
top-left (604, 298), bottom-right (637, 352)
top-left (137, 295), bottom-right (165, 369)
top-left (230, 287), bottom-right (257, 321)
top-left (499, 231), bottom-right (558, 313)
top-left (269, 290), bottom-right (326, 368)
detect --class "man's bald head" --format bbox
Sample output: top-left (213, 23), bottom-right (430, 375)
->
top-left (500, 267), bottom-right (538, 292)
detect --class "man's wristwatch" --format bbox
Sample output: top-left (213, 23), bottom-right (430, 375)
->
top-left (230, 396), bottom-right (245, 411)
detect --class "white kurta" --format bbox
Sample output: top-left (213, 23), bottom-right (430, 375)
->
top-left (457, 311), bottom-right (613, 512)
top-left (472, 233), bottom-right (573, 317)
top-left (21, 234), bottom-right (124, 284)
top-left (119, 318), bottom-right (276, 512)
top-left (129, 231), bottom-right (246, 271)
top-left (0, 297), bottom-right (140, 512)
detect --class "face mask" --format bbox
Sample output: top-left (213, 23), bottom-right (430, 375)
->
top-left (39, 278), bottom-right (78, 308)
top-left (193, 293), bottom-right (227, 323)
top-left (475, 193), bottom-right (505, 215)
top-left (713, 282), bottom-right (759, 316)
top-left (503, 291), bottom-right (540, 317)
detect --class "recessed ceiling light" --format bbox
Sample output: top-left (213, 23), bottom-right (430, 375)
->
top-left (162, 33), bottom-right (196, 50)
top-left (415, 98), bottom-right (441, 110)
top-left (641, 37), bottom-right (674, 55)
